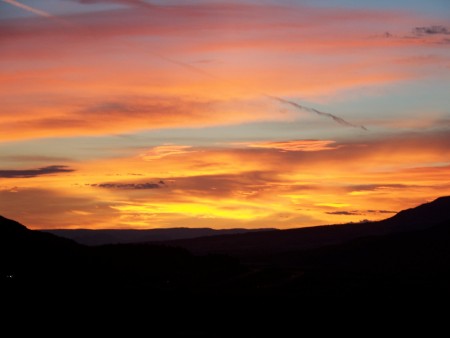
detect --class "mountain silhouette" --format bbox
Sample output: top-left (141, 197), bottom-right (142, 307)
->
top-left (380, 196), bottom-right (450, 230)
top-left (161, 196), bottom-right (450, 255)
top-left (0, 214), bottom-right (80, 260)
top-left (0, 215), bottom-right (85, 287)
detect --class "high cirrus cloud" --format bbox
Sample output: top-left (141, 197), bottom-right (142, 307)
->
top-left (0, 165), bottom-right (74, 178)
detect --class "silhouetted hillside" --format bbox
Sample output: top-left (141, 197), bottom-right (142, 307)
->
top-left (0, 215), bottom-right (246, 295)
top-left (164, 196), bottom-right (450, 255)
top-left (44, 227), bottom-right (276, 246)
top-left (1, 215), bottom-right (85, 285)
top-left (251, 220), bottom-right (450, 296)
top-left (0, 214), bottom-right (80, 259)
top-left (380, 196), bottom-right (450, 231)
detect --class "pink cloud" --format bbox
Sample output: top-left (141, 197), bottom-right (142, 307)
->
top-left (140, 145), bottom-right (194, 160)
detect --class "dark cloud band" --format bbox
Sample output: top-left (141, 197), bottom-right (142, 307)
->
top-left (0, 165), bottom-right (74, 178)
top-left (90, 181), bottom-right (164, 189)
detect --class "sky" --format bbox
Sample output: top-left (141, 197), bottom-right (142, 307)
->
top-left (0, 0), bottom-right (449, 230)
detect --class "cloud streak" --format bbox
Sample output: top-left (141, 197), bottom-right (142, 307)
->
top-left (0, 165), bottom-right (74, 178)
top-left (242, 140), bottom-right (338, 152)
top-left (140, 145), bottom-right (194, 160)
top-left (90, 182), bottom-right (163, 189)
top-left (413, 25), bottom-right (449, 36)
top-left (326, 210), bottom-right (361, 215)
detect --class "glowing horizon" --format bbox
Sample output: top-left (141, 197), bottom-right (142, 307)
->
top-left (0, 0), bottom-right (449, 229)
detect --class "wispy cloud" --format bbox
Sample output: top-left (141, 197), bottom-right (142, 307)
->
top-left (349, 183), bottom-right (417, 192)
top-left (326, 209), bottom-right (396, 216)
top-left (90, 182), bottom-right (164, 189)
top-left (0, 165), bottom-right (74, 178)
top-left (140, 145), bottom-right (194, 160)
top-left (241, 140), bottom-right (338, 152)
top-left (326, 210), bottom-right (361, 215)
top-left (412, 25), bottom-right (449, 36)
top-left (0, 155), bottom-right (72, 163)
top-left (367, 209), bottom-right (396, 214)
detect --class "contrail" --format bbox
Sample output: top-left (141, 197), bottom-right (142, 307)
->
top-left (2, 0), bottom-right (71, 26)
top-left (2, 0), bottom-right (54, 18)
top-left (266, 95), bottom-right (368, 131)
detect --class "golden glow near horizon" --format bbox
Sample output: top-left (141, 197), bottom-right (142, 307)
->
top-left (0, 0), bottom-right (449, 229)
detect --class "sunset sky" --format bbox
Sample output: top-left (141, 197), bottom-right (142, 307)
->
top-left (0, 0), bottom-right (449, 229)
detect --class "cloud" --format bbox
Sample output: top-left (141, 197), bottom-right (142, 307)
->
top-left (0, 96), bottom-right (281, 141)
top-left (242, 140), bottom-right (338, 152)
top-left (326, 209), bottom-right (396, 216)
top-left (0, 165), bottom-right (74, 178)
top-left (367, 210), bottom-right (396, 214)
top-left (91, 182), bottom-right (163, 189)
top-left (348, 184), bottom-right (416, 192)
top-left (140, 145), bottom-right (193, 160)
top-left (71, 0), bottom-right (157, 8)
top-left (0, 155), bottom-right (72, 163)
top-left (413, 26), bottom-right (450, 36)
top-left (326, 211), bottom-right (361, 216)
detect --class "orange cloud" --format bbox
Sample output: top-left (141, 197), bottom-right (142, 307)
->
top-left (241, 140), bottom-right (338, 152)
top-left (2, 131), bottom-right (444, 229)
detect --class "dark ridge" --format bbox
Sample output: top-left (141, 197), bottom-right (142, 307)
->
top-left (161, 196), bottom-right (450, 255)
top-left (381, 196), bottom-right (450, 230)
top-left (43, 227), bottom-right (277, 246)
top-left (0, 215), bottom-right (28, 235)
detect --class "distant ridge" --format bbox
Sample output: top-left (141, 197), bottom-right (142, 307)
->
top-left (162, 196), bottom-right (450, 255)
top-left (44, 227), bottom-right (277, 246)
top-left (38, 197), bottom-right (450, 250)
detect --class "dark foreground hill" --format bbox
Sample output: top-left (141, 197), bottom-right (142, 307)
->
top-left (2, 198), bottom-right (450, 335)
